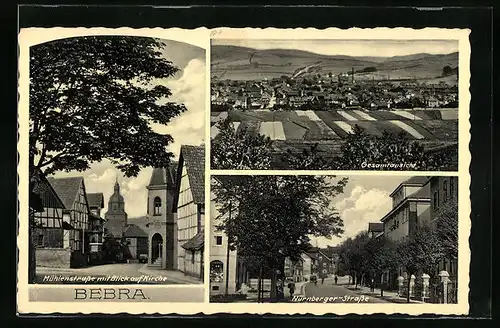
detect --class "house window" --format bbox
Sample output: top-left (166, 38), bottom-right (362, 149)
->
top-left (210, 260), bottom-right (224, 282)
top-left (154, 197), bottom-right (161, 215)
top-left (443, 180), bottom-right (448, 203)
top-left (433, 191), bottom-right (439, 211)
top-left (37, 234), bottom-right (44, 246)
top-left (215, 236), bottom-right (223, 246)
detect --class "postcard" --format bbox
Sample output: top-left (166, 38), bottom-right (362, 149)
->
top-left (18, 27), bottom-right (470, 316)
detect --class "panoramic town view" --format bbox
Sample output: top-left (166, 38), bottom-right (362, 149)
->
top-left (28, 35), bottom-right (206, 292)
top-left (210, 39), bottom-right (459, 171)
top-left (209, 175), bottom-right (458, 304)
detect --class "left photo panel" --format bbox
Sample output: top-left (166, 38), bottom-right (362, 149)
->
top-left (18, 28), bottom-right (209, 312)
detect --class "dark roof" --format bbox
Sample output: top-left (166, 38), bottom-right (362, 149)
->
top-left (304, 252), bottom-right (317, 259)
top-left (390, 176), bottom-right (430, 197)
top-left (31, 171), bottom-right (65, 211)
top-left (368, 222), bottom-right (384, 233)
top-left (402, 176), bottom-right (430, 186)
top-left (123, 224), bottom-right (148, 238)
top-left (181, 231), bottom-right (204, 251)
top-left (47, 176), bottom-right (85, 209)
top-left (87, 193), bottom-right (104, 208)
top-left (148, 163), bottom-right (177, 188)
top-left (408, 184), bottom-right (431, 199)
top-left (174, 145), bottom-right (205, 208)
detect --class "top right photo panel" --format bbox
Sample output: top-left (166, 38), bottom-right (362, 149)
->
top-left (210, 34), bottom-right (464, 171)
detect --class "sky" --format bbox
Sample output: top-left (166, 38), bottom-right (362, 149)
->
top-left (310, 175), bottom-right (410, 248)
top-left (212, 39), bottom-right (458, 58)
top-left (211, 175), bottom-right (411, 249)
top-left (52, 38), bottom-right (206, 218)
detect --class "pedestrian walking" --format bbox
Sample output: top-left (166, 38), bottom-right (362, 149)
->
top-left (321, 276), bottom-right (325, 284)
top-left (334, 276), bottom-right (338, 285)
top-left (370, 278), bottom-right (375, 292)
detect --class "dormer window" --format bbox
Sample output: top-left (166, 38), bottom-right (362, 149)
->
top-left (154, 197), bottom-right (161, 215)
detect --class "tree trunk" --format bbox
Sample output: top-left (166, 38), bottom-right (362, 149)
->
top-left (257, 266), bottom-right (262, 302)
top-left (270, 269), bottom-right (277, 301)
top-left (407, 273), bottom-right (411, 303)
top-left (380, 274), bottom-right (384, 297)
top-left (225, 241), bottom-right (230, 295)
top-left (29, 213), bottom-right (36, 284)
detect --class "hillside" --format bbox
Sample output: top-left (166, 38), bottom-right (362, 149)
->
top-left (211, 45), bottom-right (458, 82)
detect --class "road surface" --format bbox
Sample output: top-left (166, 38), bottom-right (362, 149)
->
top-left (299, 281), bottom-right (390, 303)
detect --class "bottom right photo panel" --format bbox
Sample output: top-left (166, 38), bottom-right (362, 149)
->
top-left (208, 174), bottom-right (459, 304)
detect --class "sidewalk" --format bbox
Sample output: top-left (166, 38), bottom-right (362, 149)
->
top-left (236, 280), bottom-right (307, 303)
top-left (138, 265), bottom-right (203, 285)
top-left (346, 285), bottom-right (425, 304)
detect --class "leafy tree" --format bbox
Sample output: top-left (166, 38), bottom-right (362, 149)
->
top-left (363, 236), bottom-right (398, 296)
top-left (29, 36), bottom-right (188, 280)
top-left (212, 175), bottom-right (347, 301)
top-left (337, 231), bottom-right (371, 288)
top-left (211, 118), bottom-right (273, 169)
top-left (30, 36), bottom-right (186, 179)
top-left (336, 125), bottom-right (452, 171)
top-left (396, 224), bottom-right (445, 303)
top-left (442, 65), bottom-right (453, 76)
top-left (434, 198), bottom-right (458, 260)
top-left (279, 143), bottom-right (332, 170)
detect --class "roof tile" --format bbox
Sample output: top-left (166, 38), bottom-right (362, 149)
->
top-left (181, 145), bottom-right (205, 204)
top-left (47, 176), bottom-right (85, 209)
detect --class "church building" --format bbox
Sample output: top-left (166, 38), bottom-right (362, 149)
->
top-left (104, 179), bottom-right (128, 239)
top-left (145, 164), bottom-right (177, 269)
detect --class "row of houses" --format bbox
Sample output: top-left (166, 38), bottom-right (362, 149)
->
top-left (209, 197), bottom-right (340, 295)
top-left (29, 145), bottom-right (206, 281)
top-left (211, 77), bottom-right (458, 111)
top-left (366, 176), bottom-right (459, 290)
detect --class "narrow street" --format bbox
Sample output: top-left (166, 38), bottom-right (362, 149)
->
top-left (302, 281), bottom-right (390, 303)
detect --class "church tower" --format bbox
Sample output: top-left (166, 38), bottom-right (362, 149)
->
top-left (146, 163), bottom-right (177, 270)
top-left (104, 179), bottom-right (128, 238)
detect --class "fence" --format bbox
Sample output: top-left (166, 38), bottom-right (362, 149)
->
top-left (409, 275), bottom-right (457, 304)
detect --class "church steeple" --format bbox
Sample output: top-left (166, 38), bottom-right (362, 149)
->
top-left (104, 175), bottom-right (128, 237)
top-left (107, 177), bottom-right (125, 214)
top-left (114, 177), bottom-right (120, 192)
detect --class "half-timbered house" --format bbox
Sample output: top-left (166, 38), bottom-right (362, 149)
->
top-left (172, 145), bottom-right (205, 281)
top-left (40, 176), bottom-right (91, 267)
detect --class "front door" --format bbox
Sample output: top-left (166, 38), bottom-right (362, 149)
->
top-left (151, 233), bottom-right (163, 263)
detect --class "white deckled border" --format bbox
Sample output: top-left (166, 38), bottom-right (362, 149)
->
top-left (17, 26), bottom-right (471, 316)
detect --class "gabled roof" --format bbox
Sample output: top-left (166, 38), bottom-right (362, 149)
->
top-left (408, 184), bottom-right (431, 199)
top-left (181, 231), bottom-right (204, 251)
top-left (87, 193), bottom-right (104, 208)
top-left (173, 145), bottom-right (205, 210)
top-left (317, 249), bottom-right (332, 261)
top-left (47, 176), bottom-right (86, 210)
top-left (390, 176), bottom-right (430, 197)
top-left (123, 224), bottom-right (148, 238)
top-left (30, 170), bottom-right (65, 211)
top-left (148, 163), bottom-right (177, 189)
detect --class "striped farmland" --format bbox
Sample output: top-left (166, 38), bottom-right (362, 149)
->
top-left (210, 109), bottom-right (459, 142)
